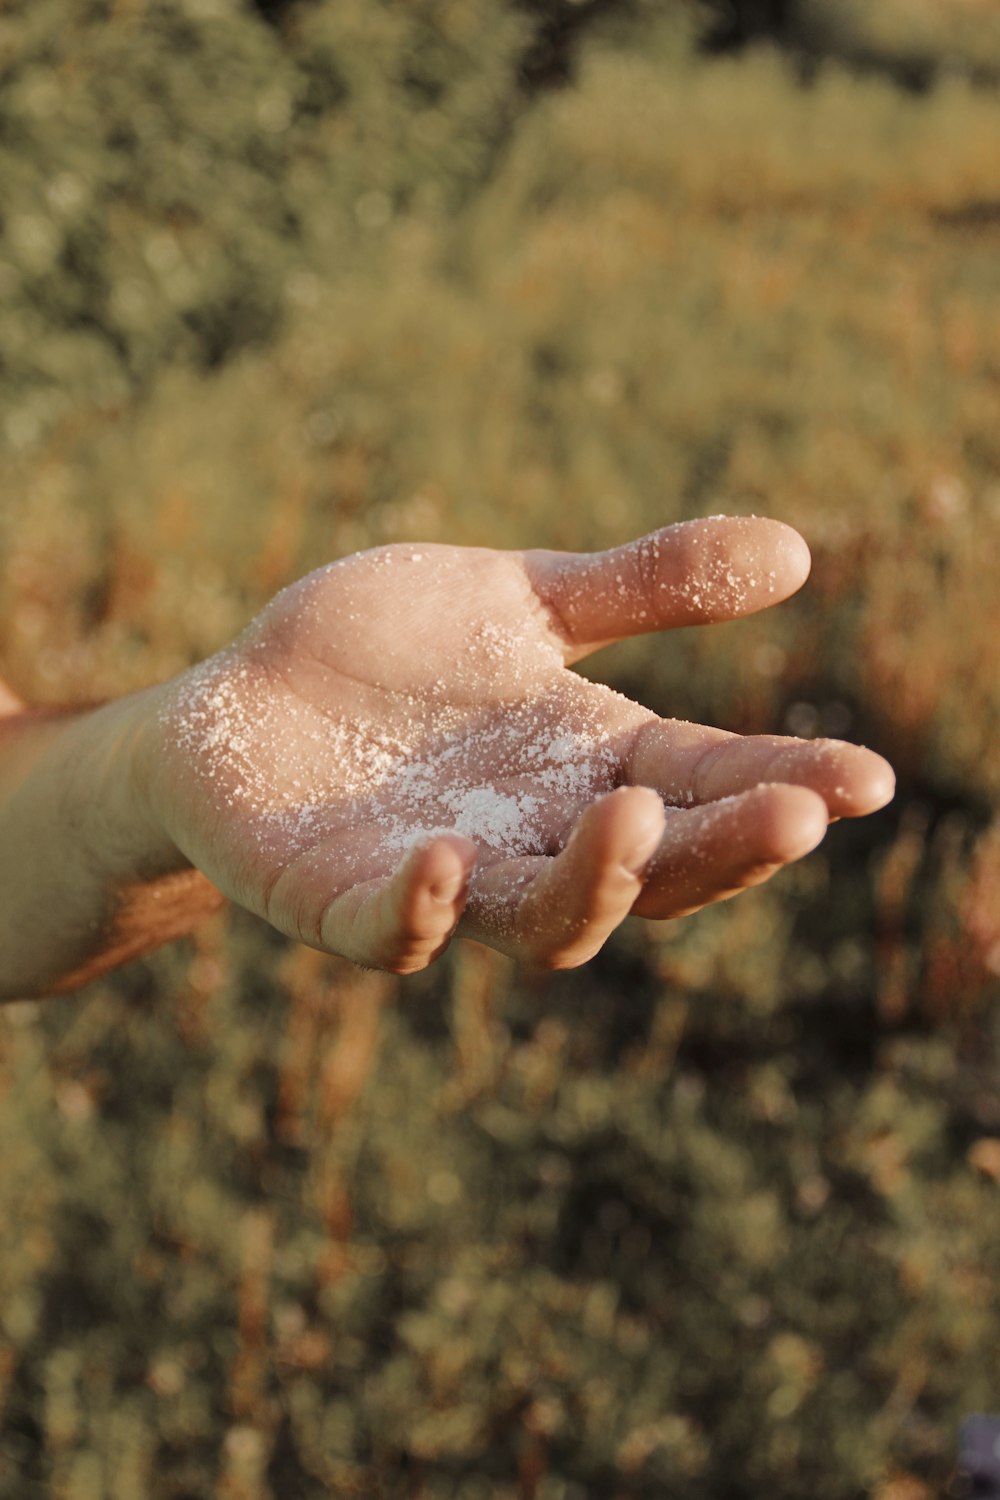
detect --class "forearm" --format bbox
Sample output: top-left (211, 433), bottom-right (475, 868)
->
top-left (0, 690), bottom-right (224, 1001)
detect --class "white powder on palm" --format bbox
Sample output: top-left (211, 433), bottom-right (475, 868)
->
top-left (165, 653), bottom-right (620, 870)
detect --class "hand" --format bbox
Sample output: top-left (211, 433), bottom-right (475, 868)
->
top-left (144, 518), bottom-right (893, 973)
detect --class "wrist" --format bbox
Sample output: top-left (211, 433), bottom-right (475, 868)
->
top-left (0, 686), bottom-right (216, 1000)
top-left (30, 684), bottom-right (194, 882)
top-left (64, 686), bottom-right (194, 884)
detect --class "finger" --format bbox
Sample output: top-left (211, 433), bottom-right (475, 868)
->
top-left (265, 833), bottom-right (477, 974)
top-left (630, 783), bottom-right (829, 918)
top-left (460, 786), bottom-right (666, 970)
top-left (523, 516), bottom-right (811, 661)
top-left (627, 720), bottom-right (895, 819)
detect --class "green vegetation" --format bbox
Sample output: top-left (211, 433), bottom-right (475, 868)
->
top-left (2, 2), bottom-right (999, 1496)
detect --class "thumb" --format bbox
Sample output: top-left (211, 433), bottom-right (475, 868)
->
top-left (523, 515), bottom-right (810, 662)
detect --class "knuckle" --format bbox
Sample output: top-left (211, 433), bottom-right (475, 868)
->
top-left (689, 740), bottom-right (728, 801)
top-left (634, 533), bottom-right (661, 602)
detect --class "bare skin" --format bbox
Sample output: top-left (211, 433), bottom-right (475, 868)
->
top-left (0, 517), bottom-right (894, 1000)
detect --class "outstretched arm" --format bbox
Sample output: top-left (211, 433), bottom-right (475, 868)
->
top-left (0, 691), bottom-right (224, 999)
top-left (0, 518), bottom-right (893, 1001)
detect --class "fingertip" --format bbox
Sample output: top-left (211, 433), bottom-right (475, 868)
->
top-left (853, 751), bottom-right (895, 814)
top-left (766, 518), bottom-right (811, 592)
top-left (811, 743), bottom-right (896, 818)
top-left (672, 514), bottom-right (812, 621)
top-left (725, 516), bottom-right (810, 605)
top-left (417, 833), bottom-right (477, 904)
top-left (613, 785), bottom-right (668, 874)
top-left (382, 834), bottom-right (479, 974)
top-left (493, 788), bottom-right (669, 971)
top-left (572, 785), bottom-right (666, 872)
top-left (750, 782), bottom-right (828, 862)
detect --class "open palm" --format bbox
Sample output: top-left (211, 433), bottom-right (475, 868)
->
top-left (150, 518), bottom-right (893, 972)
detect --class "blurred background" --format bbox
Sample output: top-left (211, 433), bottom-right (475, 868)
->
top-left (1, 0), bottom-right (1000, 1495)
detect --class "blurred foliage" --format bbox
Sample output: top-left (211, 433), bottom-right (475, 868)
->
top-left (0, 0), bottom-right (531, 436)
top-left (2, 1), bottom-right (1000, 1497)
top-left (793, 0), bottom-right (1000, 87)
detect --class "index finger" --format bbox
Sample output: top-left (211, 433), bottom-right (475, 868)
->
top-left (523, 516), bottom-right (811, 662)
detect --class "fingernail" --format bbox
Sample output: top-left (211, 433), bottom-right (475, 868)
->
top-left (431, 873), bottom-right (465, 905)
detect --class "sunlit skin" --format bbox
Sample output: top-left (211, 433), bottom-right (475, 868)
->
top-left (0, 517), bottom-right (894, 999)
